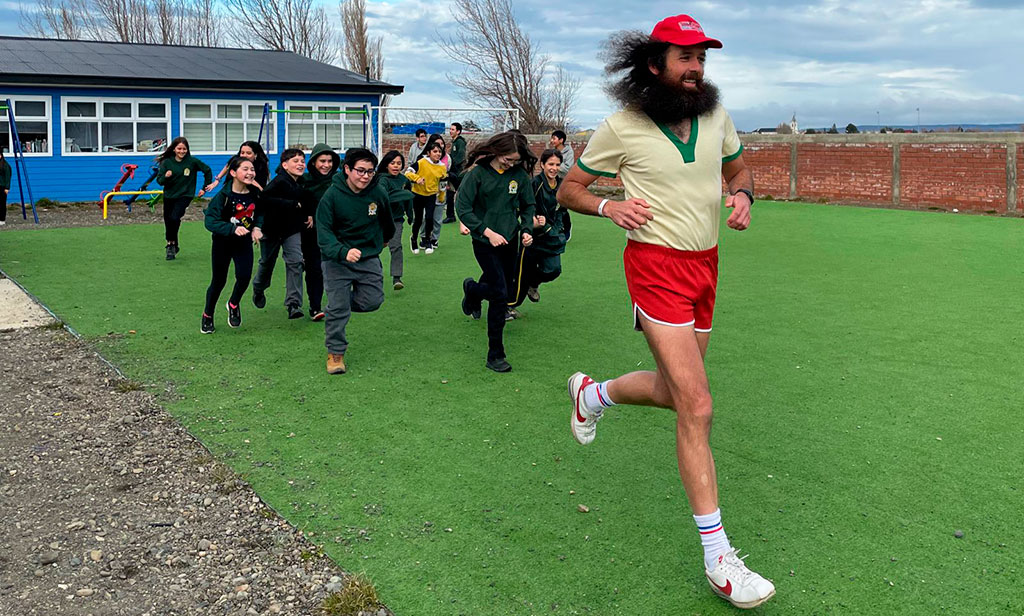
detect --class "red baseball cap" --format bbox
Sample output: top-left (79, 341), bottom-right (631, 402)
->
top-left (650, 14), bottom-right (722, 49)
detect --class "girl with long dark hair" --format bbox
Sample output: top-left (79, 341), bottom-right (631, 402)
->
top-left (377, 150), bottom-right (415, 290)
top-left (209, 141), bottom-right (271, 192)
top-left (156, 137), bottom-right (213, 260)
top-left (455, 131), bottom-right (537, 372)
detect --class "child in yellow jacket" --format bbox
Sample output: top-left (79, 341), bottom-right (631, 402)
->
top-left (404, 142), bottom-right (447, 254)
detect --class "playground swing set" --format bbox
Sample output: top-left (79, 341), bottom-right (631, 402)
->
top-left (97, 103), bottom-right (368, 219)
top-left (2, 99), bottom-right (39, 224)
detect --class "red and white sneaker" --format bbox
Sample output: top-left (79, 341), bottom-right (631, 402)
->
top-left (705, 548), bottom-right (775, 609)
top-left (568, 372), bottom-right (602, 445)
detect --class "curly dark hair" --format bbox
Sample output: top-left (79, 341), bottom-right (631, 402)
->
top-left (601, 30), bottom-right (720, 123)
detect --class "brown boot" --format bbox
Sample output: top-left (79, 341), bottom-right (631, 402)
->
top-left (326, 353), bottom-right (346, 374)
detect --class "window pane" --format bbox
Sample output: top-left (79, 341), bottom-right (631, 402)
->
top-left (246, 123), bottom-right (273, 151)
top-left (16, 121), bottom-right (49, 153)
top-left (342, 125), bottom-right (363, 149)
top-left (139, 103), bottom-right (166, 118)
top-left (136, 122), bottom-right (167, 152)
top-left (101, 122), bottom-right (133, 151)
top-left (183, 122), bottom-right (213, 151)
top-left (321, 122), bottom-right (342, 148)
top-left (185, 104), bottom-right (211, 119)
top-left (15, 100), bottom-right (46, 117)
top-left (0, 122), bottom-right (9, 152)
top-left (217, 104), bottom-right (242, 119)
top-left (319, 106), bottom-right (340, 120)
top-left (288, 123), bottom-right (314, 150)
top-left (65, 121), bottom-right (98, 152)
top-left (214, 123), bottom-right (243, 151)
top-left (103, 102), bottom-right (132, 118)
top-left (247, 104), bottom-right (267, 119)
top-left (287, 106), bottom-right (312, 122)
top-left (67, 102), bottom-right (96, 118)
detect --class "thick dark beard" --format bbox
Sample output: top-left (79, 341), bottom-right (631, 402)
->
top-left (639, 78), bottom-right (721, 124)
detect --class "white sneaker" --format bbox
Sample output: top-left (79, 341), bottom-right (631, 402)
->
top-left (568, 372), bottom-right (602, 445)
top-left (425, 247), bottom-right (434, 254)
top-left (412, 248), bottom-right (420, 255)
top-left (705, 548), bottom-right (775, 609)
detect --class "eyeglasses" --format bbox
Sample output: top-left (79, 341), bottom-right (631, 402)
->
top-left (351, 167), bottom-right (376, 177)
top-left (497, 156), bottom-right (521, 166)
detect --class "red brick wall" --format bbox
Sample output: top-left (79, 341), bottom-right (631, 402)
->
top-left (797, 143), bottom-right (892, 204)
top-left (899, 143), bottom-right (1006, 212)
top-left (742, 143), bottom-right (790, 199)
top-left (378, 133), bottom-right (1022, 214)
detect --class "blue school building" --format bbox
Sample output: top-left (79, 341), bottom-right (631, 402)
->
top-left (0, 36), bottom-right (403, 203)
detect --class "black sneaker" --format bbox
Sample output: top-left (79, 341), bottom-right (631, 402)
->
top-left (486, 357), bottom-right (512, 373)
top-left (462, 277), bottom-right (481, 319)
top-left (442, 216), bottom-right (456, 224)
top-left (173, 244), bottom-right (180, 255)
top-left (165, 244), bottom-right (176, 260)
top-left (252, 289), bottom-right (266, 309)
top-left (393, 278), bottom-right (405, 291)
top-left (287, 305), bottom-right (304, 320)
top-left (226, 302), bottom-right (241, 328)
top-left (526, 286), bottom-right (540, 303)
top-left (200, 313), bottom-right (215, 334)
top-left (310, 307), bottom-right (325, 321)
top-left (505, 308), bottom-right (520, 321)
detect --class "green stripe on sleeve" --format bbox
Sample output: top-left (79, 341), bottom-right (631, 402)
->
top-left (577, 159), bottom-right (617, 178)
top-left (722, 143), bottom-right (744, 163)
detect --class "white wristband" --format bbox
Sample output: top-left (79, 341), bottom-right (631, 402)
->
top-left (597, 198), bottom-right (609, 217)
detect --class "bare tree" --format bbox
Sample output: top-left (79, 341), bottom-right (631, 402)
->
top-left (226, 0), bottom-right (339, 63)
top-left (438, 0), bottom-right (580, 132)
top-left (339, 0), bottom-right (384, 79)
top-left (19, 0), bottom-right (102, 40)
top-left (543, 65), bottom-right (581, 132)
top-left (152, 0), bottom-right (224, 46)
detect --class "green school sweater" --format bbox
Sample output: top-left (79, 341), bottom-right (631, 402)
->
top-left (378, 173), bottom-right (415, 222)
top-left (156, 155), bottom-right (213, 200)
top-left (316, 174), bottom-right (395, 263)
top-left (455, 164), bottom-right (536, 244)
top-left (300, 143), bottom-right (341, 204)
top-left (530, 174), bottom-right (570, 255)
top-left (450, 135), bottom-right (468, 173)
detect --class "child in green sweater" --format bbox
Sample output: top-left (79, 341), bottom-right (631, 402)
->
top-left (376, 150), bottom-right (415, 290)
top-left (155, 137), bottom-right (213, 261)
top-left (456, 131), bottom-right (537, 373)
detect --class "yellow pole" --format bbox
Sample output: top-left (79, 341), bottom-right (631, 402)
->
top-left (102, 190), bottom-right (163, 220)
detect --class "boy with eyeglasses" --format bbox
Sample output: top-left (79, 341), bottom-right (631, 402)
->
top-left (316, 148), bottom-right (394, 374)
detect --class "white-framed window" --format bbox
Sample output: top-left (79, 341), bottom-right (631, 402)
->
top-left (180, 100), bottom-right (276, 154)
top-left (0, 95), bottom-right (52, 156)
top-left (61, 96), bottom-right (171, 155)
top-left (284, 101), bottom-right (369, 152)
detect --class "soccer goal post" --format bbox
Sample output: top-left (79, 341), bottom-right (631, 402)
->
top-left (369, 106), bottom-right (521, 156)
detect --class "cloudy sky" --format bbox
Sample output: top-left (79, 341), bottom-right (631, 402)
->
top-left (3, 0), bottom-right (1022, 130)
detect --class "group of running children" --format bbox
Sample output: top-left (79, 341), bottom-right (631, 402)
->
top-left (152, 125), bottom-right (575, 373)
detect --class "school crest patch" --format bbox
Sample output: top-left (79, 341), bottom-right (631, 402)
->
top-left (368, 202), bottom-right (378, 216)
top-left (508, 180), bottom-right (518, 195)
top-left (183, 168), bottom-right (191, 176)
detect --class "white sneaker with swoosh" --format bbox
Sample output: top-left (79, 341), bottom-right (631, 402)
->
top-left (705, 548), bottom-right (775, 609)
top-left (568, 372), bottom-right (602, 445)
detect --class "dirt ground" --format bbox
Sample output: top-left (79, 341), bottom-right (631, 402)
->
top-left (0, 207), bottom-right (390, 615)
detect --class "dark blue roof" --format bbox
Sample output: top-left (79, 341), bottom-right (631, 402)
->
top-left (0, 36), bottom-right (402, 95)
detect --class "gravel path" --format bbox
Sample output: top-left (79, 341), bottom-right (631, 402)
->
top-left (0, 324), bottom-right (389, 615)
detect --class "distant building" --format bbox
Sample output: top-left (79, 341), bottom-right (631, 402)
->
top-left (790, 113), bottom-right (798, 134)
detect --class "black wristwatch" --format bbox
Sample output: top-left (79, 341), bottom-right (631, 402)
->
top-left (732, 188), bottom-right (754, 206)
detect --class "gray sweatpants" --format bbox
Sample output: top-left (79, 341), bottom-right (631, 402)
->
top-left (386, 220), bottom-right (404, 279)
top-left (253, 232), bottom-right (304, 308)
top-left (322, 257), bottom-right (384, 354)
top-left (429, 198), bottom-right (444, 245)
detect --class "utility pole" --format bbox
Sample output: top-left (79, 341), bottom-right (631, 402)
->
top-left (916, 107), bottom-right (921, 133)
top-left (876, 110), bottom-right (881, 132)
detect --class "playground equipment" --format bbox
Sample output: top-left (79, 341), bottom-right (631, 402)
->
top-left (103, 191), bottom-right (163, 220)
top-left (256, 103), bottom-right (369, 156)
top-left (2, 98), bottom-right (39, 224)
top-left (100, 163), bottom-right (138, 202)
top-left (124, 164), bottom-right (162, 211)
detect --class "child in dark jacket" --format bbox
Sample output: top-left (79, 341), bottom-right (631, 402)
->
top-left (252, 149), bottom-right (315, 320)
top-left (201, 156), bottom-right (263, 334)
top-left (0, 149), bottom-right (11, 226)
top-left (316, 148), bottom-right (394, 375)
top-left (299, 143), bottom-right (341, 319)
top-left (156, 137), bottom-right (213, 260)
top-left (376, 150), bottom-right (415, 290)
top-left (519, 148), bottom-right (571, 305)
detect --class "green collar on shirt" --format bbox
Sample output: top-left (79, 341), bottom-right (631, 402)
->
top-left (655, 117), bottom-right (699, 164)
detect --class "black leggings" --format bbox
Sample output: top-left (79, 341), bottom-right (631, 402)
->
top-left (411, 193), bottom-right (437, 248)
top-left (204, 234), bottom-right (254, 315)
top-left (467, 240), bottom-right (517, 361)
top-left (301, 227), bottom-right (324, 311)
top-left (0, 188), bottom-right (7, 222)
top-left (163, 196), bottom-right (193, 243)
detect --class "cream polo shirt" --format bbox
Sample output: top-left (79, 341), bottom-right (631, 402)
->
top-left (577, 105), bottom-right (743, 252)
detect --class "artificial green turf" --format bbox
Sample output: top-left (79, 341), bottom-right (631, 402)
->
top-left (1, 203), bottom-right (1021, 615)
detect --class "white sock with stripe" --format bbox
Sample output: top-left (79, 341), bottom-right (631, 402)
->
top-left (694, 508), bottom-right (731, 571)
top-left (582, 380), bottom-right (615, 413)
